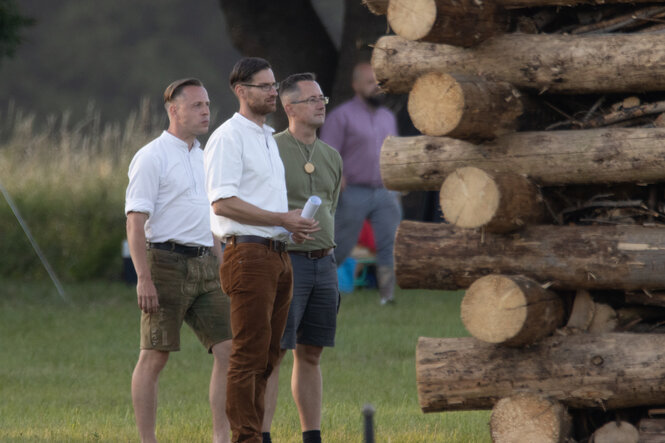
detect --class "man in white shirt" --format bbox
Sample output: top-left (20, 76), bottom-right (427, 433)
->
top-left (125, 78), bottom-right (232, 443)
top-left (204, 58), bottom-right (319, 443)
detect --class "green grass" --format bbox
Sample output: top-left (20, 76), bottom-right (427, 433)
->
top-left (0, 281), bottom-right (490, 442)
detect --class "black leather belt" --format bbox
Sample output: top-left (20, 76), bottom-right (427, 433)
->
top-left (290, 248), bottom-right (334, 259)
top-left (149, 241), bottom-right (211, 257)
top-left (225, 235), bottom-right (287, 252)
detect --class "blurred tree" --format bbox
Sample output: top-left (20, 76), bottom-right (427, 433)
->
top-left (219, 0), bottom-right (387, 127)
top-left (0, 0), bottom-right (34, 63)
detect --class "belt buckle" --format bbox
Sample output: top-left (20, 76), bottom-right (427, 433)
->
top-left (306, 250), bottom-right (315, 259)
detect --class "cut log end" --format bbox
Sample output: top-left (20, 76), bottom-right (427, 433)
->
top-left (461, 274), bottom-right (564, 346)
top-left (387, 0), bottom-right (437, 41)
top-left (440, 166), bottom-right (499, 229)
top-left (362, 0), bottom-right (389, 15)
top-left (592, 421), bottom-right (639, 443)
top-left (490, 394), bottom-right (571, 443)
top-left (408, 72), bottom-right (464, 137)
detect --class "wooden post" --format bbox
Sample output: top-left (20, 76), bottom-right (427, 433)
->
top-left (408, 73), bottom-right (524, 139)
top-left (372, 34), bottom-right (665, 94)
top-left (439, 167), bottom-right (544, 233)
top-left (416, 333), bottom-right (665, 412)
top-left (387, 0), bottom-right (508, 47)
top-left (380, 129), bottom-right (665, 191)
top-left (461, 275), bottom-right (564, 347)
top-left (490, 394), bottom-right (572, 443)
top-left (395, 221), bottom-right (665, 291)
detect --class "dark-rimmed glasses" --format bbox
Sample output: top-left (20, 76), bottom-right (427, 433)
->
top-left (291, 96), bottom-right (330, 105)
top-left (241, 82), bottom-right (279, 92)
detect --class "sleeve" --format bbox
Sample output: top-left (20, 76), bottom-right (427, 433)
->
top-left (330, 152), bottom-right (343, 216)
top-left (204, 126), bottom-right (243, 204)
top-left (125, 148), bottom-right (159, 217)
top-left (319, 108), bottom-right (346, 156)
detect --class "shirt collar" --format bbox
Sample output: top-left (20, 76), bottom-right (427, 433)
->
top-left (232, 112), bottom-right (275, 135)
top-left (161, 130), bottom-right (201, 151)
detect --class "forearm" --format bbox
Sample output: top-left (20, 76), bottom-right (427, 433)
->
top-left (126, 212), bottom-right (151, 280)
top-left (211, 196), bottom-right (285, 228)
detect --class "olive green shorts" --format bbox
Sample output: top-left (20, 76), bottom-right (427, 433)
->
top-left (140, 248), bottom-right (232, 353)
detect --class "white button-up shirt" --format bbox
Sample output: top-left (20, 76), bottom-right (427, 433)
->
top-left (204, 112), bottom-right (289, 241)
top-left (125, 131), bottom-right (213, 246)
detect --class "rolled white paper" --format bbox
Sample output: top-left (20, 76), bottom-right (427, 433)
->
top-left (301, 195), bottom-right (322, 219)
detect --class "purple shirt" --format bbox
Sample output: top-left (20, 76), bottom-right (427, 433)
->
top-left (320, 95), bottom-right (397, 188)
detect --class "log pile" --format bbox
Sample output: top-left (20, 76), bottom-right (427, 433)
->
top-left (370, 1), bottom-right (665, 441)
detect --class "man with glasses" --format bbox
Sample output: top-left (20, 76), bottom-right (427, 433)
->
top-left (125, 78), bottom-right (232, 443)
top-left (261, 73), bottom-right (342, 443)
top-left (320, 62), bottom-right (401, 305)
top-left (204, 58), bottom-right (319, 443)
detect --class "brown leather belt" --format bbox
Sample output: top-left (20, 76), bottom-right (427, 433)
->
top-left (289, 248), bottom-right (334, 259)
top-left (225, 235), bottom-right (287, 252)
top-left (149, 241), bottom-right (211, 257)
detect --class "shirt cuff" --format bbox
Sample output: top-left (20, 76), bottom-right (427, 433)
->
top-left (125, 199), bottom-right (153, 217)
top-left (207, 185), bottom-right (238, 204)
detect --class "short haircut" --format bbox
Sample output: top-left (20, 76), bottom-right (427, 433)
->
top-left (229, 57), bottom-right (272, 88)
top-left (163, 78), bottom-right (204, 104)
top-left (279, 72), bottom-right (317, 101)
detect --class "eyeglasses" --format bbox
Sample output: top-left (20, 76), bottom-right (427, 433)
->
top-left (290, 96), bottom-right (330, 105)
top-left (241, 82), bottom-right (279, 92)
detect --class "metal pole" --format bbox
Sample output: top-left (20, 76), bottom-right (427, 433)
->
top-left (0, 178), bottom-right (68, 302)
top-left (363, 403), bottom-right (375, 443)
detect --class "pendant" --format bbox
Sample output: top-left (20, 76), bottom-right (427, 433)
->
top-left (304, 162), bottom-right (315, 174)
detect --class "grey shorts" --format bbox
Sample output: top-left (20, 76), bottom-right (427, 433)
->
top-left (281, 253), bottom-right (340, 350)
top-left (140, 248), bottom-right (232, 353)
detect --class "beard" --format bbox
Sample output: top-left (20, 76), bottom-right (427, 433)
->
top-left (248, 99), bottom-right (276, 116)
top-left (365, 94), bottom-right (386, 108)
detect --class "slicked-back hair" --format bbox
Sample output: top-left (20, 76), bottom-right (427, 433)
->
top-left (229, 57), bottom-right (272, 89)
top-left (279, 72), bottom-right (317, 101)
top-left (163, 78), bottom-right (204, 104)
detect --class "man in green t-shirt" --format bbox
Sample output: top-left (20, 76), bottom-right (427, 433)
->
top-left (261, 73), bottom-right (342, 443)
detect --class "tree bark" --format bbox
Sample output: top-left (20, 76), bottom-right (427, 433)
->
top-left (380, 129), bottom-right (665, 191)
top-left (439, 167), bottom-right (544, 233)
top-left (501, 0), bottom-right (657, 7)
top-left (490, 394), bottom-right (572, 443)
top-left (461, 274), bottom-right (564, 347)
top-left (638, 419), bottom-right (665, 443)
top-left (372, 34), bottom-right (665, 94)
top-left (416, 333), bottom-right (665, 412)
top-left (387, 0), bottom-right (508, 47)
top-left (395, 221), bottom-right (665, 291)
top-left (407, 72), bottom-right (524, 139)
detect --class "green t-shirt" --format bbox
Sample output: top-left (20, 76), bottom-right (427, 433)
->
top-left (274, 129), bottom-right (343, 251)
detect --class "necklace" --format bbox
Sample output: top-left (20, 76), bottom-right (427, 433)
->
top-left (289, 131), bottom-right (317, 174)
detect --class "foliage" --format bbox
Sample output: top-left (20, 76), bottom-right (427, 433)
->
top-left (0, 0), bottom-right (34, 62)
top-left (0, 102), bottom-right (162, 281)
top-left (0, 282), bottom-right (489, 442)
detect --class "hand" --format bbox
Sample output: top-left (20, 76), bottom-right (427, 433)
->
top-left (281, 209), bottom-right (321, 234)
top-left (291, 231), bottom-right (315, 244)
top-left (136, 276), bottom-right (160, 314)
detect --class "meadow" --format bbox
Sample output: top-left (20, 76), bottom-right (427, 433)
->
top-left (0, 282), bottom-right (490, 442)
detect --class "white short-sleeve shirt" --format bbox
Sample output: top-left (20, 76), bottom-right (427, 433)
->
top-left (125, 131), bottom-right (213, 246)
top-left (204, 113), bottom-right (289, 241)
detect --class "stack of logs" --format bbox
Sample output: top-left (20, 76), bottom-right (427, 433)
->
top-left (365, 0), bottom-right (665, 441)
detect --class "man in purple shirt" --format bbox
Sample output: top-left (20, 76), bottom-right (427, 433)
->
top-left (320, 62), bottom-right (401, 305)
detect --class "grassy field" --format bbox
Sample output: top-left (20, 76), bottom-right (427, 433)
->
top-left (0, 281), bottom-right (490, 442)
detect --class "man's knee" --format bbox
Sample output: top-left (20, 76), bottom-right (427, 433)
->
top-left (135, 349), bottom-right (170, 375)
top-left (294, 344), bottom-right (323, 366)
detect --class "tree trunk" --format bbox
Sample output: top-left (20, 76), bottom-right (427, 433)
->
top-left (380, 129), bottom-right (665, 191)
top-left (501, 0), bottom-right (657, 7)
top-left (218, 0), bottom-right (338, 130)
top-left (591, 421), bottom-right (639, 443)
top-left (624, 291), bottom-right (665, 308)
top-left (387, 0), bottom-right (508, 47)
top-left (439, 167), bottom-right (544, 233)
top-left (362, 0), bottom-right (389, 15)
top-left (372, 34), bottom-right (665, 94)
top-left (490, 394), bottom-right (572, 443)
top-left (461, 274), bottom-right (564, 347)
top-left (395, 221), bottom-right (665, 291)
top-left (407, 73), bottom-right (524, 139)
top-left (638, 419), bottom-right (665, 443)
top-left (416, 333), bottom-right (665, 412)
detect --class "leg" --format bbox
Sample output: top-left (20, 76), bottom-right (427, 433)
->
top-left (211, 340), bottom-right (232, 443)
top-left (333, 186), bottom-right (371, 264)
top-left (291, 344), bottom-right (324, 431)
top-left (132, 349), bottom-right (170, 443)
top-left (368, 189), bottom-right (401, 303)
top-left (261, 349), bottom-right (287, 433)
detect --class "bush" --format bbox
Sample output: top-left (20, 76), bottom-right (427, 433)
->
top-left (0, 102), bottom-right (163, 281)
